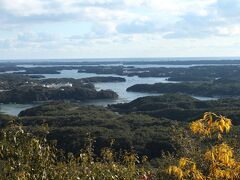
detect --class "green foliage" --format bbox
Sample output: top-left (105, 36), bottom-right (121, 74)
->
top-left (0, 114), bottom-right (15, 128)
top-left (0, 126), bottom-right (152, 180)
top-left (17, 102), bottom-right (178, 159)
top-left (1, 111), bottom-right (240, 179)
top-left (111, 94), bottom-right (240, 125)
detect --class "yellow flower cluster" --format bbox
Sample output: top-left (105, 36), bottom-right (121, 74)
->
top-left (168, 112), bottom-right (240, 180)
top-left (205, 143), bottom-right (240, 179)
top-left (168, 158), bottom-right (205, 180)
top-left (190, 112), bottom-right (232, 139)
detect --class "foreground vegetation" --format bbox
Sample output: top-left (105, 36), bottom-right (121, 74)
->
top-left (0, 112), bottom-right (240, 179)
top-left (168, 112), bottom-right (240, 179)
top-left (0, 126), bottom-right (151, 179)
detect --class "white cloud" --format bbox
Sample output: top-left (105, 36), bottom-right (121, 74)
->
top-left (17, 32), bottom-right (59, 42)
top-left (0, 0), bottom-right (240, 58)
top-left (217, 26), bottom-right (240, 36)
top-left (143, 0), bottom-right (217, 16)
top-left (0, 0), bottom-right (47, 16)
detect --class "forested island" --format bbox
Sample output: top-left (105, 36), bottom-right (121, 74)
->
top-left (127, 81), bottom-right (240, 97)
top-left (77, 65), bottom-right (240, 81)
top-left (0, 74), bottom-right (126, 103)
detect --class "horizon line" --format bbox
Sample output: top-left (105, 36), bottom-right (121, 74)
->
top-left (1, 56), bottom-right (240, 62)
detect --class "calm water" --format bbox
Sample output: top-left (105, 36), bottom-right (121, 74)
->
top-left (43, 70), bottom-right (176, 103)
top-left (41, 70), bottom-right (217, 102)
top-left (0, 68), bottom-right (218, 116)
top-left (0, 104), bottom-right (36, 116)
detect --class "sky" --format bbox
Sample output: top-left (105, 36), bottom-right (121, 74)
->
top-left (0, 0), bottom-right (240, 60)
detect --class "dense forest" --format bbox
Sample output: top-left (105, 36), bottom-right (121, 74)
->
top-left (1, 100), bottom-right (240, 179)
top-left (1, 94), bottom-right (240, 162)
top-left (15, 101), bottom-right (179, 159)
top-left (110, 94), bottom-right (240, 124)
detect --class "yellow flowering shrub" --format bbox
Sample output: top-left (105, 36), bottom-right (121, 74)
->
top-left (205, 143), bottom-right (239, 179)
top-left (168, 112), bottom-right (240, 180)
top-left (167, 158), bottom-right (205, 180)
top-left (190, 112), bottom-right (232, 139)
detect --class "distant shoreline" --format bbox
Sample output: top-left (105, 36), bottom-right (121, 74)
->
top-left (1, 56), bottom-right (240, 63)
top-left (1, 59), bottom-right (240, 66)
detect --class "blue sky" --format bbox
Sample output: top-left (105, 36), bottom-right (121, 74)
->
top-left (0, 0), bottom-right (240, 59)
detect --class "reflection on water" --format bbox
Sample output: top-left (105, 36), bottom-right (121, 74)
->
top-left (42, 70), bottom-right (118, 79)
top-left (0, 70), bottom-right (26, 74)
top-left (193, 96), bottom-right (218, 101)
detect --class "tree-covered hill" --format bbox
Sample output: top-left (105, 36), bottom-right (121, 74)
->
top-left (16, 101), bottom-right (179, 159)
top-left (110, 94), bottom-right (240, 125)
